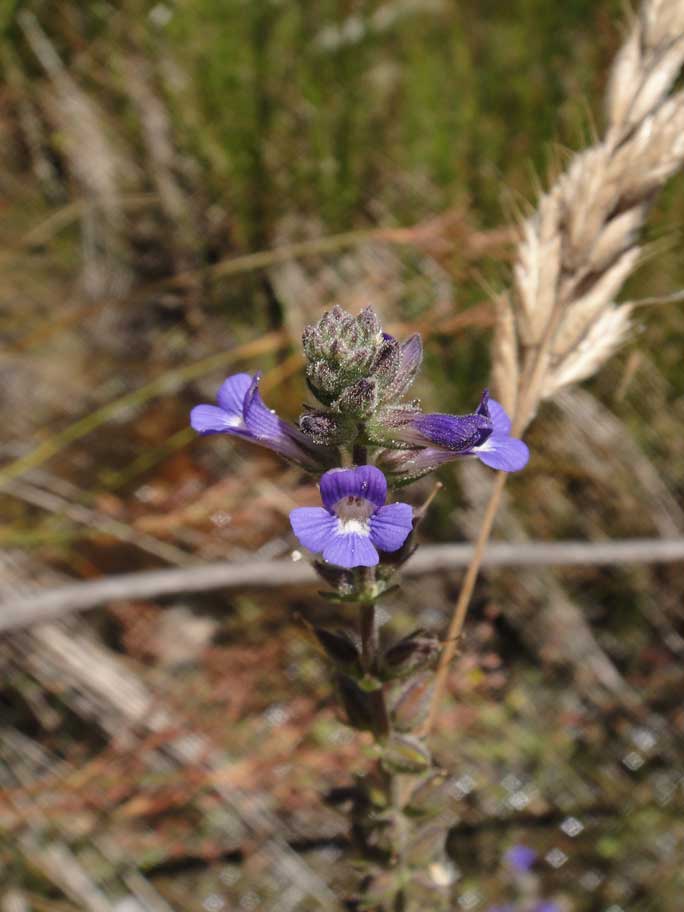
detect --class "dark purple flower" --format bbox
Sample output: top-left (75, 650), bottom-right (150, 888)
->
top-left (190, 372), bottom-right (333, 470)
top-left (505, 844), bottom-right (537, 873)
top-left (289, 465), bottom-right (413, 568)
top-left (382, 390), bottom-right (529, 475)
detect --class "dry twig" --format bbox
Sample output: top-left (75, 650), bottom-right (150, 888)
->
top-left (2, 538), bottom-right (684, 634)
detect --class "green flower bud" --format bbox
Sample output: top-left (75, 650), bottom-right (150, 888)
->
top-left (404, 823), bottom-right (450, 868)
top-left (299, 408), bottom-right (354, 445)
top-left (302, 324), bottom-right (318, 360)
top-left (334, 378), bottom-right (379, 419)
top-left (302, 306), bottom-right (385, 407)
top-left (355, 305), bottom-right (382, 339)
top-left (405, 771), bottom-right (453, 818)
top-left (388, 672), bottom-right (434, 732)
top-left (312, 560), bottom-right (357, 595)
top-left (337, 674), bottom-right (377, 731)
top-left (382, 629), bottom-right (441, 679)
top-left (306, 360), bottom-right (341, 404)
top-left (369, 338), bottom-right (401, 394)
top-left (313, 627), bottom-right (361, 673)
top-left (381, 732), bottom-right (432, 774)
top-left (301, 306), bottom-right (423, 421)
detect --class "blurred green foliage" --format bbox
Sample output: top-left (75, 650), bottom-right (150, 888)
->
top-left (158, 0), bottom-right (624, 228)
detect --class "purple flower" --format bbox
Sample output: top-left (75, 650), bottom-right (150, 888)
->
top-left (505, 844), bottom-right (537, 873)
top-left (380, 391), bottom-right (529, 478)
top-left (190, 373), bottom-right (333, 470)
top-left (289, 465), bottom-right (413, 568)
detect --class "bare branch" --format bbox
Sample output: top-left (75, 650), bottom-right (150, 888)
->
top-left (1, 538), bottom-right (683, 634)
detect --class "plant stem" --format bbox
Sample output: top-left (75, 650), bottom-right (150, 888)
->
top-left (353, 426), bottom-right (367, 466)
top-left (359, 582), bottom-right (391, 738)
top-left (360, 600), bottom-right (378, 672)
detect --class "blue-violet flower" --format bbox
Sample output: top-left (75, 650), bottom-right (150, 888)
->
top-left (190, 372), bottom-right (333, 470)
top-left (379, 390), bottom-right (529, 478)
top-left (289, 465), bottom-right (413, 568)
top-left (505, 844), bottom-right (537, 873)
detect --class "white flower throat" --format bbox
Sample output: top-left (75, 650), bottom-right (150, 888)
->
top-left (334, 495), bottom-right (374, 537)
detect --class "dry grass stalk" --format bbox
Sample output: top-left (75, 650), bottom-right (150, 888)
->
top-left (425, 0), bottom-right (684, 736)
top-left (496, 0), bottom-right (684, 430)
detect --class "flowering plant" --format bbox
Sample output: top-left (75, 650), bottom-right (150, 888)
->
top-left (191, 305), bottom-right (529, 910)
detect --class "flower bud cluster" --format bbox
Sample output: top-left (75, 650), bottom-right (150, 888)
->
top-left (300, 305), bottom-right (422, 444)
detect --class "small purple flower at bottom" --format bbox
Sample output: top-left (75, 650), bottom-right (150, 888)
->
top-left (505, 844), bottom-right (537, 873)
top-left (290, 465), bottom-right (413, 568)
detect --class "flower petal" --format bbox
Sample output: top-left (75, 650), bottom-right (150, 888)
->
top-left (408, 412), bottom-right (492, 451)
top-left (320, 465), bottom-right (387, 511)
top-left (243, 374), bottom-right (281, 439)
top-left (192, 374), bottom-right (335, 470)
top-left (216, 373), bottom-right (252, 417)
top-left (383, 333), bottom-right (423, 400)
top-left (370, 503), bottom-right (413, 552)
top-left (400, 333), bottom-right (423, 375)
top-left (487, 397), bottom-right (512, 435)
top-left (290, 507), bottom-right (337, 553)
top-left (322, 531), bottom-right (379, 568)
top-left (241, 375), bottom-right (330, 467)
top-left (190, 404), bottom-right (245, 435)
top-left (475, 434), bottom-right (529, 471)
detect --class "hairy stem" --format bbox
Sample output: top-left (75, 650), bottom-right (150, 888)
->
top-left (359, 581), bottom-right (391, 738)
top-left (353, 423), bottom-right (368, 466)
top-left (360, 600), bottom-right (378, 672)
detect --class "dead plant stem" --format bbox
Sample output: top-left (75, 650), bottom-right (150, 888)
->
top-left (422, 287), bottom-right (568, 736)
top-left (421, 469), bottom-right (508, 736)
